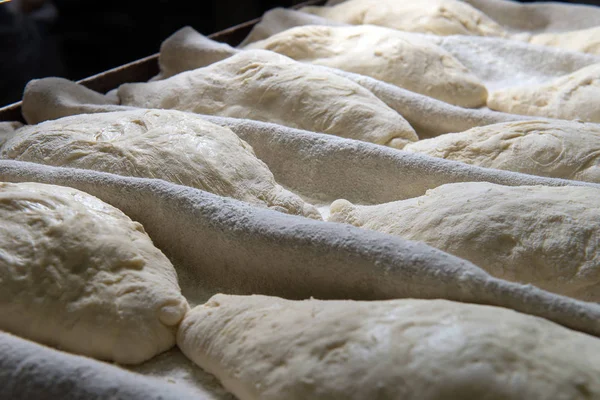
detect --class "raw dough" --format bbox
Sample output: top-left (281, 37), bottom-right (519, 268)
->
top-left (525, 26), bottom-right (600, 56)
top-left (300, 0), bottom-right (507, 37)
top-left (487, 63), bottom-right (600, 123)
top-left (0, 182), bottom-right (188, 364)
top-left (0, 110), bottom-right (320, 219)
top-left (328, 182), bottom-right (600, 301)
top-left (0, 121), bottom-right (22, 147)
top-left (117, 50), bottom-right (417, 148)
top-left (404, 119), bottom-right (600, 183)
top-left (178, 294), bottom-right (600, 400)
top-left (246, 25), bottom-right (488, 108)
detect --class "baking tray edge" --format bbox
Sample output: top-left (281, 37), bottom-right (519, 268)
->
top-left (0, 0), bottom-right (325, 123)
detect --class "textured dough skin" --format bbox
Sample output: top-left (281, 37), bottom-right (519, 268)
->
top-left (0, 182), bottom-right (189, 364)
top-left (527, 26), bottom-right (600, 55)
top-left (1, 110), bottom-right (320, 219)
top-left (329, 182), bottom-right (600, 301)
top-left (404, 120), bottom-right (600, 183)
top-left (487, 63), bottom-right (600, 123)
top-left (178, 294), bottom-right (600, 400)
top-left (300, 0), bottom-right (506, 37)
top-left (117, 50), bottom-right (417, 149)
top-left (246, 25), bottom-right (487, 108)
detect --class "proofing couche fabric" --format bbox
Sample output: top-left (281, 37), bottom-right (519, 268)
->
top-left (3, 0), bottom-right (600, 397)
top-left (151, 24), bottom-right (600, 138)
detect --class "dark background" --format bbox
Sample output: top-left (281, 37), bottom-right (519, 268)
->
top-left (1, 0), bottom-right (599, 106)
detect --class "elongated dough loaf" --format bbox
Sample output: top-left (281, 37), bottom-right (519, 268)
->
top-left (329, 182), bottom-right (600, 301)
top-left (487, 63), bottom-right (600, 123)
top-left (117, 50), bottom-right (417, 148)
top-left (178, 294), bottom-right (600, 400)
top-left (404, 120), bottom-right (600, 183)
top-left (0, 182), bottom-right (189, 364)
top-left (0, 110), bottom-right (320, 219)
top-left (526, 26), bottom-right (600, 55)
top-left (246, 25), bottom-right (487, 108)
top-left (300, 0), bottom-right (506, 37)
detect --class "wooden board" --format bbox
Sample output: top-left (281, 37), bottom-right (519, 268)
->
top-left (0, 0), bottom-right (325, 123)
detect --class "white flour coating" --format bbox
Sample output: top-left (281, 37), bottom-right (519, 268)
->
top-left (520, 26), bottom-right (600, 56)
top-left (158, 26), bottom-right (238, 80)
top-left (2, 160), bottom-right (600, 398)
top-left (0, 182), bottom-right (188, 364)
top-left (300, 0), bottom-right (507, 37)
top-left (246, 25), bottom-right (487, 107)
top-left (0, 331), bottom-right (205, 400)
top-left (488, 63), bottom-right (600, 123)
top-left (20, 53), bottom-right (594, 141)
top-left (329, 182), bottom-right (600, 302)
top-left (238, 9), bottom-right (600, 92)
top-left (127, 348), bottom-right (235, 400)
top-left (15, 77), bottom-right (600, 203)
top-left (0, 121), bottom-right (22, 148)
top-left (461, 0), bottom-right (600, 33)
top-left (117, 50), bottom-right (417, 148)
top-left (404, 119), bottom-right (600, 183)
top-left (4, 0), bottom-right (600, 397)
top-left (431, 35), bottom-right (600, 93)
top-left (0, 110), bottom-right (320, 219)
top-left (178, 294), bottom-right (600, 400)
top-left (21, 77), bottom-right (127, 126)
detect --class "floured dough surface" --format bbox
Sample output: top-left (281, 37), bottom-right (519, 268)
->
top-left (0, 110), bottom-right (320, 219)
top-left (526, 26), bottom-right (600, 55)
top-left (329, 182), bottom-right (600, 301)
top-left (300, 0), bottom-right (506, 37)
top-left (0, 182), bottom-right (189, 364)
top-left (487, 63), bottom-right (600, 123)
top-left (178, 294), bottom-right (600, 400)
top-left (128, 348), bottom-right (235, 400)
top-left (246, 25), bottom-right (487, 108)
top-left (117, 50), bottom-right (417, 148)
top-left (404, 120), bottom-right (600, 183)
top-left (0, 121), bottom-right (23, 147)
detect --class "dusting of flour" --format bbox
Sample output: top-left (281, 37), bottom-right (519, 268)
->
top-left (127, 348), bottom-right (235, 400)
top-left (126, 263), bottom-right (234, 399)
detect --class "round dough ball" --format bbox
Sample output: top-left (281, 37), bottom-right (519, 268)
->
top-left (404, 120), bottom-right (600, 183)
top-left (247, 25), bottom-right (487, 108)
top-left (178, 294), bottom-right (600, 400)
top-left (328, 182), bottom-right (600, 301)
top-left (0, 182), bottom-right (189, 364)
top-left (1, 109), bottom-right (321, 219)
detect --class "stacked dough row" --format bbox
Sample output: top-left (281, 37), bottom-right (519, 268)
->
top-left (2, 112), bottom-right (600, 398)
top-left (2, 0), bottom-right (600, 398)
top-left (1, 177), bottom-right (600, 399)
top-left (297, 0), bottom-right (600, 123)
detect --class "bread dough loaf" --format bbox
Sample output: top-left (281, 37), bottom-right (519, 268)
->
top-left (404, 120), bottom-right (600, 183)
top-left (526, 26), bottom-right (600, 55)
top-left (300, 0), bottom-right (506, 37)
top-left (178, 294), bottom-right (600, 400)
top-left (246, 25), bottom-right (487, 108)
top-left (487, 63), bottom-right (600, 123)
top-left (0, 110), bottom-right (320, 219)
top-left (329, 182), bottom-right (600, 301)
top-left (0, 182), bottom-right (189, 364)
top-left (117, 50), bottom-right (417, 148)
